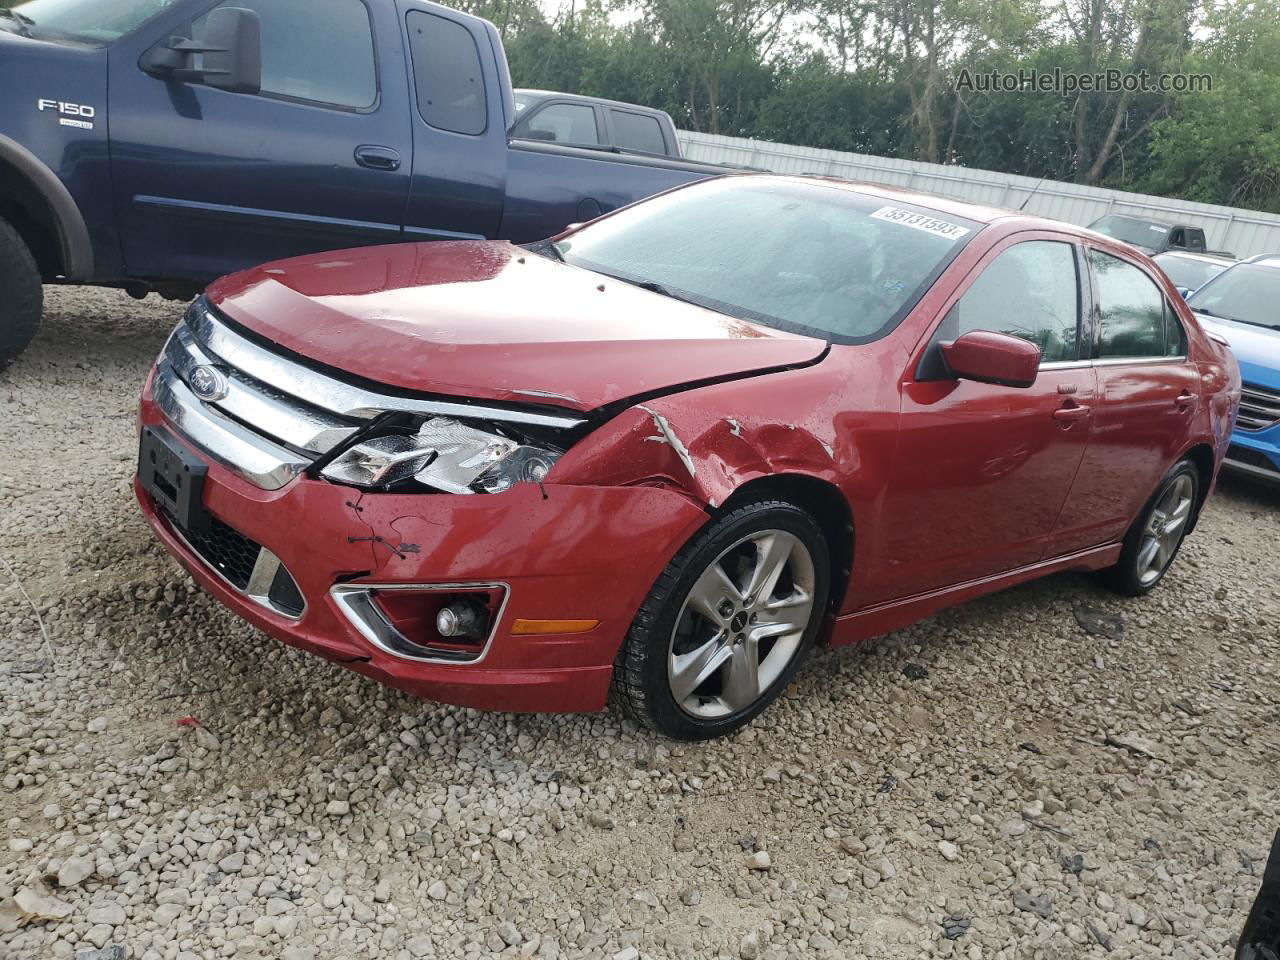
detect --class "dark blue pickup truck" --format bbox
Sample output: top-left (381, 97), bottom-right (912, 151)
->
top-left (0, 0), bottom-right (727, 365)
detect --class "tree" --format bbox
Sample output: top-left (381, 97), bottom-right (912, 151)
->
top-left (1139, 1), bottom-right (1280, 210)
top-left (635, 0), bottom-right (793, 134)
top-left (1054, 0), bottom-right (1199, 184)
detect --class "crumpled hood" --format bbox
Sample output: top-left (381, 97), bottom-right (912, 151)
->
top-left (205, 240), bottom-right (827, 412)
top-left (1195, 313), bottom-right (1280, 390)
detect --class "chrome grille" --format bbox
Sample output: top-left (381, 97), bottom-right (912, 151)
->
top-left (1238, 383), bottom-right (1280, 432)
top-left (153, 300), bottom-right (586, 490)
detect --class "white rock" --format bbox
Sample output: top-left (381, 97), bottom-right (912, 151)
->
top-left (86, 901), bottom-right (126, 925)
top-left (57, 856), bottom-right (93, 887)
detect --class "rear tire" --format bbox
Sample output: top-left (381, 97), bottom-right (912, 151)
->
top-left (1103, 459), bottom-right (1199, 596)
top-left (0, 216), bottom-right (43, 369)
top-left (613, 499), bottom-right (830, 740)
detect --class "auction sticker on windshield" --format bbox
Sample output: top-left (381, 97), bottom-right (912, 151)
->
top-left (870, 206), bottom-right (971, 240)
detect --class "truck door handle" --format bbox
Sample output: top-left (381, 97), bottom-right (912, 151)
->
top-left (354, 145), bottom-right (401, 171)
top-left (1053, 404), bottom-right (1091, 423)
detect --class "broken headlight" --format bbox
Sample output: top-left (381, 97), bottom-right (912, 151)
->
top-left (321, 418), bottom-right (560, 494)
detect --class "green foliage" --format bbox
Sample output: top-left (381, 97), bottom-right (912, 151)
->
top-left (1138, 2), bottom-right (1280, 210)
top-left (490, 0), bottom-right (1280, 211)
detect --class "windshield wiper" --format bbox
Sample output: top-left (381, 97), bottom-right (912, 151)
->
top-left (0, 9), bottom-right (35, 36)
top-left (608, 274), bottom-right (705, 309)
top-left (1192, 306), bottom-right (1242, 323)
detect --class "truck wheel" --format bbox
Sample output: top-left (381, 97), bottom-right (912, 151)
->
top-left (0, 216), bottom-right (43, 368)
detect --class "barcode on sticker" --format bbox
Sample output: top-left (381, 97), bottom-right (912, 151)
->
top-left (870, 206), bottom-right (970, 240)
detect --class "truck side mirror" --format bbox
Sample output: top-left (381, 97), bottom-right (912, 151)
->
top-left (141, 7), bottom-right (261, 95)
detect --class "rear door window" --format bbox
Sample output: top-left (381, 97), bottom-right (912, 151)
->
top-left (610, 109), bottom-right (666, 154)
top-left (406, 10), bottom-right (487, 135)
top-left (1090, 250), bottom-right (1170, 359)
top-left (524, 103), bottom-right (601, 145)
top-left (195, 0), bottom-right (377, 109)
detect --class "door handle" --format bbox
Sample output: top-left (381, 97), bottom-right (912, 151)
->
top-left (1053, 404), bottom-right (1091, 422)
top-left (354, 145), bottom-right (401, 171)
top-left (1175, 391), bottom-right (1196, 409)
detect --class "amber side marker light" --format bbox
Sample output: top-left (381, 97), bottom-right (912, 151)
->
top-left (510, 618), bottom-right (600, 636)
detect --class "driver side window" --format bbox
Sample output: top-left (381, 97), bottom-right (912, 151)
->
top-left (194, 0), bottom-right (377, 109)
top-left (953, 240), bottom-right (1081, 363)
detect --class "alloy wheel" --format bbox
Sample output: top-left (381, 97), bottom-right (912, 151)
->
top-left (1136, 473), bottom-right (1194, 586)
top-left (667, 529), bottom-right (816, 719)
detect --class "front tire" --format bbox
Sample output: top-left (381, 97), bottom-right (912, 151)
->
top-left (0, 216), bottom-right (42, 369)
top-left (613, 499), bottom-right (830, 740)
top-left (1104, 459), bottom-right (1199, 596)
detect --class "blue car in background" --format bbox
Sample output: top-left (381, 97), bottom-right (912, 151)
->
top-left (1186, 256), bottom-right (1280, 484)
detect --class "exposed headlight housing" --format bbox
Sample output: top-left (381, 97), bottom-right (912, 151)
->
top-left (321, 418), bottom-right (561, 493)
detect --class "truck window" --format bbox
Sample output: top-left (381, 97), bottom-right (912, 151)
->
top-left (407, 11), bottom-right (487, 136)
top-left (195, 0), bottom-right (376, 109)
top-left (526, 103), bottom-right (600, 145)
top-left (610, 110), bottom-right (666, 154)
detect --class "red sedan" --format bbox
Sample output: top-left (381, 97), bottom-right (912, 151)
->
top-left (134, 176), bottom-right (1240, 739)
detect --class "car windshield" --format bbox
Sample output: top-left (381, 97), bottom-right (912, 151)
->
top-left (1155, 255), bottom-right (1228, 292)
top-left (10, 0), bottom-right (183, 42)
top-left (555, 177), bottom-right (978, 343)
top-left (1090, 216), bottom-right (1168, 252)
top-left (1187, 263), bottom-right (1280, 330)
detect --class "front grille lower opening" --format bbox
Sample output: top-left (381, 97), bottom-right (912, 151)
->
top-left (183, 517), bottom-right (263, 591)
top-left (1228, 444), bottom-right (1280, 474)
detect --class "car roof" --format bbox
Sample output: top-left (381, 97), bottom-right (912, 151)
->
top-left (1096, 213), bottom-right (1173, 228)
top-left (1155, 251), bottom-right (1235, 265)
top-left (514, 88), bottom-right (671, 115)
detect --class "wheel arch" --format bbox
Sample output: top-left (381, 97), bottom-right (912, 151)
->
top-left (1179, 442), bottom-right (1216, 535)
top-left (0, 134), bottom-right (94, 281)
top-left (719, 473), bottom-right (854, 622)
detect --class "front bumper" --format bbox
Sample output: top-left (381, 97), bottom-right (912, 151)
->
top-left (1224, 427), bottom-right (1280, 486)
top-left (135, 390), bottom-right (708, 713)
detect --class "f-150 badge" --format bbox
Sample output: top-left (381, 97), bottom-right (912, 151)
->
top-left (38, 99), bottom-right (95, 130)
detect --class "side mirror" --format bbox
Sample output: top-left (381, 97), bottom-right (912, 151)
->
top-left (141, 7), bottom-right (261, 95)
top-left (940, 330), bottom-right (1040, 388)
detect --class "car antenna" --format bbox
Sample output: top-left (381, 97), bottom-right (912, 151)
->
top-left (1018, 177), bottom-right (1046, 212)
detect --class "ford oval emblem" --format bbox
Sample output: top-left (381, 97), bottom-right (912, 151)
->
top-left (189, 365), bottom-right (228, 402)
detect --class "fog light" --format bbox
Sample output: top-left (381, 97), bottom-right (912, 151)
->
top-left (436, 601), bottom-right (488, 639)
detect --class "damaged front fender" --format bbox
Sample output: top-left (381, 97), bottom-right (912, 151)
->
top-left (552, 373), bottom-right (851, 510)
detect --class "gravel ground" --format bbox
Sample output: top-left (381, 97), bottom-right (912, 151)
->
top-left (2, 286), bottom-right (1279, 960)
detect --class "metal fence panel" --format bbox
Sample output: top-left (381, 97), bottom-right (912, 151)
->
top-left (678, 131), bottom-right (1280, 259)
